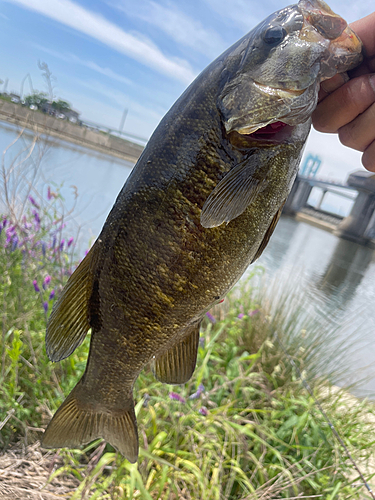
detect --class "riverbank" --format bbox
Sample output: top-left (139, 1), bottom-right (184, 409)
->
top-left (0, 100), bottom-right (144, 163)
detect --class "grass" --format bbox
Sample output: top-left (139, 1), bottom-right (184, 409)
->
top-left (0, 133), bottom-right (374, 498)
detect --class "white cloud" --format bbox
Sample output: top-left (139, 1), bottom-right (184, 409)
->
top-left (4, 0), bottom-right (197, 83)
top-left (32, 44), bottom-right (134, 86)
top-left (116, 1), bottom-right (226, 59)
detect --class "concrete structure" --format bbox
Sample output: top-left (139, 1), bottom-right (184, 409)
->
top-left (285, 171), bottom-right (375, 246)
top-left (335, 171), bottom-right (375, 244)
top-left (0, 99), bottom-right (144, 163)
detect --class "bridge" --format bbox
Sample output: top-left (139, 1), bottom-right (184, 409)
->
top-left (284, 167), bottom-right (375, 245)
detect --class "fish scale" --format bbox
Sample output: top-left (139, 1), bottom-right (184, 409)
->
top-left (42, 0), bottom-right (362, 462)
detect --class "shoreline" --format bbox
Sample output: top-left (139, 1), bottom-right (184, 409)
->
top-left (0, 100), bottom-right (144, 164)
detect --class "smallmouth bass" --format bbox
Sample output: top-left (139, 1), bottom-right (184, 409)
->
top-left (42, 0), bottom-right (362, 462)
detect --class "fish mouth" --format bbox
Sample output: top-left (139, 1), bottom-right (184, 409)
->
top-left (244, 121), bottom-right (292, 142)
top-left (228, 121), bottom-right (295, 148)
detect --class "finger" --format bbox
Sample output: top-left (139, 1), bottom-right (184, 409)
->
top-left (338, 101), bottom-right (375, 151)
top-left (362, 140), bottom-right (375, 172)
top-left (350, 12), bottom-right (375, 60)
top-left (349, 13), bottom-right (375, 76)
top-left (312, 73), bottom-right (375, 133)
top-left (318, 72), bottom-right (349, 102)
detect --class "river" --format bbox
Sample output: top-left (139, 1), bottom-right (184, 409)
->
top-left (1, 121), bottom-right (374, 397)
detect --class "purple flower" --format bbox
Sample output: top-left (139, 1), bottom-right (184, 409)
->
top-left (28, 196), bottom-right (40, 209)
top-left (47, 186), bottom-right (52, 200)
top-left (11, 236), bottom-right (18, 251)
top-left (42, 242), bottom-right (47, 256)
top-left (33, 280), bottom-right (40, 293)
top-left (32, 210), bottom-right (40, 225)
top-left (206, 312), bottom-right (216, 324)
top-left (43, 275), bottom-right (52, 289)
top-left (67, 237), bottom-right (74, 247)
top-left (199, 406), bottom-right (208, 416)
top-left (189, 384), bottom-right (205, 400)
top-left (249, 309), bottom-right (260, 317)
top-left (49, 289), bottom-right (55, 301)
top-left (169, 392), bottom-right (186, 404)
top-left (199, 336), bottom-right (205, 348)
top-left (59, 239), bottom-right (65, 251)
top-left (51, 236), bottom-right (56, 249)
top-left (43, 301), bottom-right (48, 313)
top-left (2, 218), bottom-right (7, 228)
top-left (238, 313), bottom-right (245, 319)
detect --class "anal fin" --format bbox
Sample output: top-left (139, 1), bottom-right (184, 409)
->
top-left (151, 323), bottom-right (200, 384)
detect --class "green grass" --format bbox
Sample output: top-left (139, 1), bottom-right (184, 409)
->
top-left (1, 187), bottom-right (374, 499)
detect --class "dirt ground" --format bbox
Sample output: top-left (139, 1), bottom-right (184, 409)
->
top-left (0, 442), bottom-right (79, 499)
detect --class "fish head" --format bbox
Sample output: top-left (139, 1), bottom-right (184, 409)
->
top-left (219, 0), bottom-right (362, 140)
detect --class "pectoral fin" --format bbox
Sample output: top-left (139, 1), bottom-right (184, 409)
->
top-left (200, 155), bottom-right (265, 228)
top-left (151, 323), bottom-right (200, 384)
top-left (46, 245), bottom-right (96, 362)
top-left (251, 200), bottom-right (286, 263)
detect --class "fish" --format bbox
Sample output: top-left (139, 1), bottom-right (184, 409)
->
top-left (42, 0), bottom-right (362, 463)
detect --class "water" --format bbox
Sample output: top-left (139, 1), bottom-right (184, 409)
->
top-left (0, 121), bottom-right (134, 251)
top-left (1, 121), bottom-right (374, 397)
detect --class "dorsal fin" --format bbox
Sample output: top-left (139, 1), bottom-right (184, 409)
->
top-left (46, 245), bottom-right (96, 362)
top-left (151, 323), bottom-right (201, 384)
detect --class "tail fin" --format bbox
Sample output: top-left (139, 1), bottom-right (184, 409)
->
top-left (42, 380), bottom-right (139, 463)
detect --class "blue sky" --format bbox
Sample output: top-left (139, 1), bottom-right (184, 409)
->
top-left (0, 0), bottom-right (374, 177)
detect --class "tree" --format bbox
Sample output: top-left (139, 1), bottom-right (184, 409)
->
top-left (24, 92), bottom-right (48, 107)
top-left (51, 100), bottom-right (71, 113)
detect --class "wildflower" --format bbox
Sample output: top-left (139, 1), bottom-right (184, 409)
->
top-left (199, 406), bottom-right (208, 416)
top-left (11, 236), bottom-right (18, 251)
top-left (67, 237), bottom-right (74, 247)
top-left (51, 236), bottom-right (56, 249)
top-left (59, 239), bottom-right (65, 251)
top-left (47, 186), bottom-right (52, 200)
top-left (237, 313), bottom-right (245, 319)
top-left (189, 384), bottom-right (205, 400)
top-left (42, 242), bottom-right (47, 256)
top-left (33, 280), bottom-right (40, 293)
top-left (249, 309), bottom-right (260, 317)
top-left (28, 195), bottom-right (40, 209)
top-left (49, 290), bottom-right (55, 301)
top-left (43, 275), bottom-right (52, 289)
top-left (169, 392), bottom-right (186, 404)
top-left (199, 336), bottom-right (205, 348)
top-left (43, 301), bottom-right (48, 313)
top-left (2, 218), bottom-right (7, 228)
top-left (206, 311), bottom-right (216, 324)
top-left (32, 210), bottom-right (41, 225)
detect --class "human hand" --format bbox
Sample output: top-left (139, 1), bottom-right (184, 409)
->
top-left (312, 12), bottom-right (375, 171)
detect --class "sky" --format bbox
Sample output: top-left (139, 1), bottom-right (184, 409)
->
top-left (0, 0), bottom-right (374, 180)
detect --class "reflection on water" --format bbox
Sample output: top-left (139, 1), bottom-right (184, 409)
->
top-left (255, 216), bottom-right (375, 398)
top-left (316, 238), bottom-right (373, 308)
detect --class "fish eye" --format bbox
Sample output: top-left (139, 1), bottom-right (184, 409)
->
top-left (263, 26), bottom-right (287, 45)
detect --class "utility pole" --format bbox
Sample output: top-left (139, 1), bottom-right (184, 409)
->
top-left (119, 108), bottom-right (128, 134)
